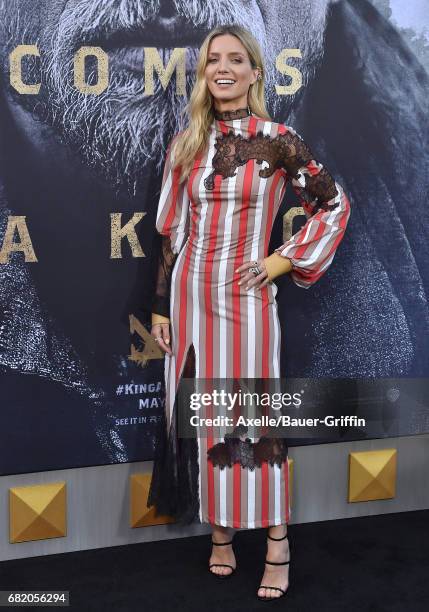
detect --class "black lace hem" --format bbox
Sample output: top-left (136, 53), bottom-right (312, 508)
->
top-left (146, 402), bottom-right (200, 526)
top-left (207, 434), bottom-right (288, 470)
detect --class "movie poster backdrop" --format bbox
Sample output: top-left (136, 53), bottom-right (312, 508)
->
top-left (0, 0), bottom-right (428, 476)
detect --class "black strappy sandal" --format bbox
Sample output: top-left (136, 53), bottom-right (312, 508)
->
top-left (209, 538), bottom-right (236, 579)
top-left (257, 529), bottom-right (290, 601)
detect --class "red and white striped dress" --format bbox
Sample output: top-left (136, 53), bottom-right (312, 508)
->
top-left (152, 109), bottom-right (351, 528)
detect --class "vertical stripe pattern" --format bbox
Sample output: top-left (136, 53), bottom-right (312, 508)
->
top-left (154, 116), bottom-right (350, 528)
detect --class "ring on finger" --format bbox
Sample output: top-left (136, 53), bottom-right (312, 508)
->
top-left (249, 265), bottom-right (262, 276)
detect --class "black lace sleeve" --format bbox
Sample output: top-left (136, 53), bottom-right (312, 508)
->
top-left (272, 126), bottom-right (352, 288)
top-left (151, 235), bottom-right (178, 318)
top-left (278, 127), bottom-right (339, 213)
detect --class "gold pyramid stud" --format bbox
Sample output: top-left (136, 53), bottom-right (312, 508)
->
top-left (9, 482), bottom-right (67, 543)
top-left (130, 474), bottom-right (176, 527)
top-left (348, 449), bottom-right (397, 502)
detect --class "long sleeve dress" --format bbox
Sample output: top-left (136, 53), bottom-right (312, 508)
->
top-left (145, 106), bottom-right (351, 528)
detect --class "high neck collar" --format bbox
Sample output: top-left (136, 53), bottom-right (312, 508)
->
top-left (213, 106), bottom-right (251, 121)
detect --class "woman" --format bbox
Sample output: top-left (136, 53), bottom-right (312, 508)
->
top-left (145, 25), bottom-right (351, 600)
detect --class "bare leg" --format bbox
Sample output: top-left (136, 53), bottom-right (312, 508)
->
top-left (257, 524), bottom-right (290, 599)
top-left (209, 525), bottom-right (237, 576)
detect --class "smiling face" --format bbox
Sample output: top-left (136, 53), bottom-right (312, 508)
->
top-left (0, 0), bottom-right (330, 197)
top-left (205, 34), bottom-right (259, 111)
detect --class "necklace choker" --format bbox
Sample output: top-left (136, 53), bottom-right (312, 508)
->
top-left (213, 106), bottom-right (251, 121)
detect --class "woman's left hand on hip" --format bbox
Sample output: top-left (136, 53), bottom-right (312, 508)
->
top-left (235, 259), bottom-right (271, 291)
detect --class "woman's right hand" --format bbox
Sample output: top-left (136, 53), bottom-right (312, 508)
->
top-left (151, 322), bottom-right (172, 355)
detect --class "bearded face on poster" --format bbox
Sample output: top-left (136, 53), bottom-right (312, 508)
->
top-left (0, 0), bottom-right (329, 194)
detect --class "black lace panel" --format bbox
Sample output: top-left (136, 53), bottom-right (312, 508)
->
top-left (207, 431), bottom-right (288, 470)
top-left (204, 128), bottom-right (339, 211)
top-left (151, 234), bottom-right (177, 319)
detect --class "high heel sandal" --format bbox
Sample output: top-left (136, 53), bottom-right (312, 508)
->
top-left (257, 529), bottom-right (290, 601)
top-left (209, 538), bottom-right (236, 579)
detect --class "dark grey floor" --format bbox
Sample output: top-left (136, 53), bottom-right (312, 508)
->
top-left (1, 509), bottom-right (428, 611)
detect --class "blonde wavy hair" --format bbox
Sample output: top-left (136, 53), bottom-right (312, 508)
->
top-left (172, 25), bottom-right (271, 183)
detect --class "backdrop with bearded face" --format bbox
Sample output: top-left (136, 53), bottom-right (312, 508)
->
top-left (0, 0), bottom-right (428, 476)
